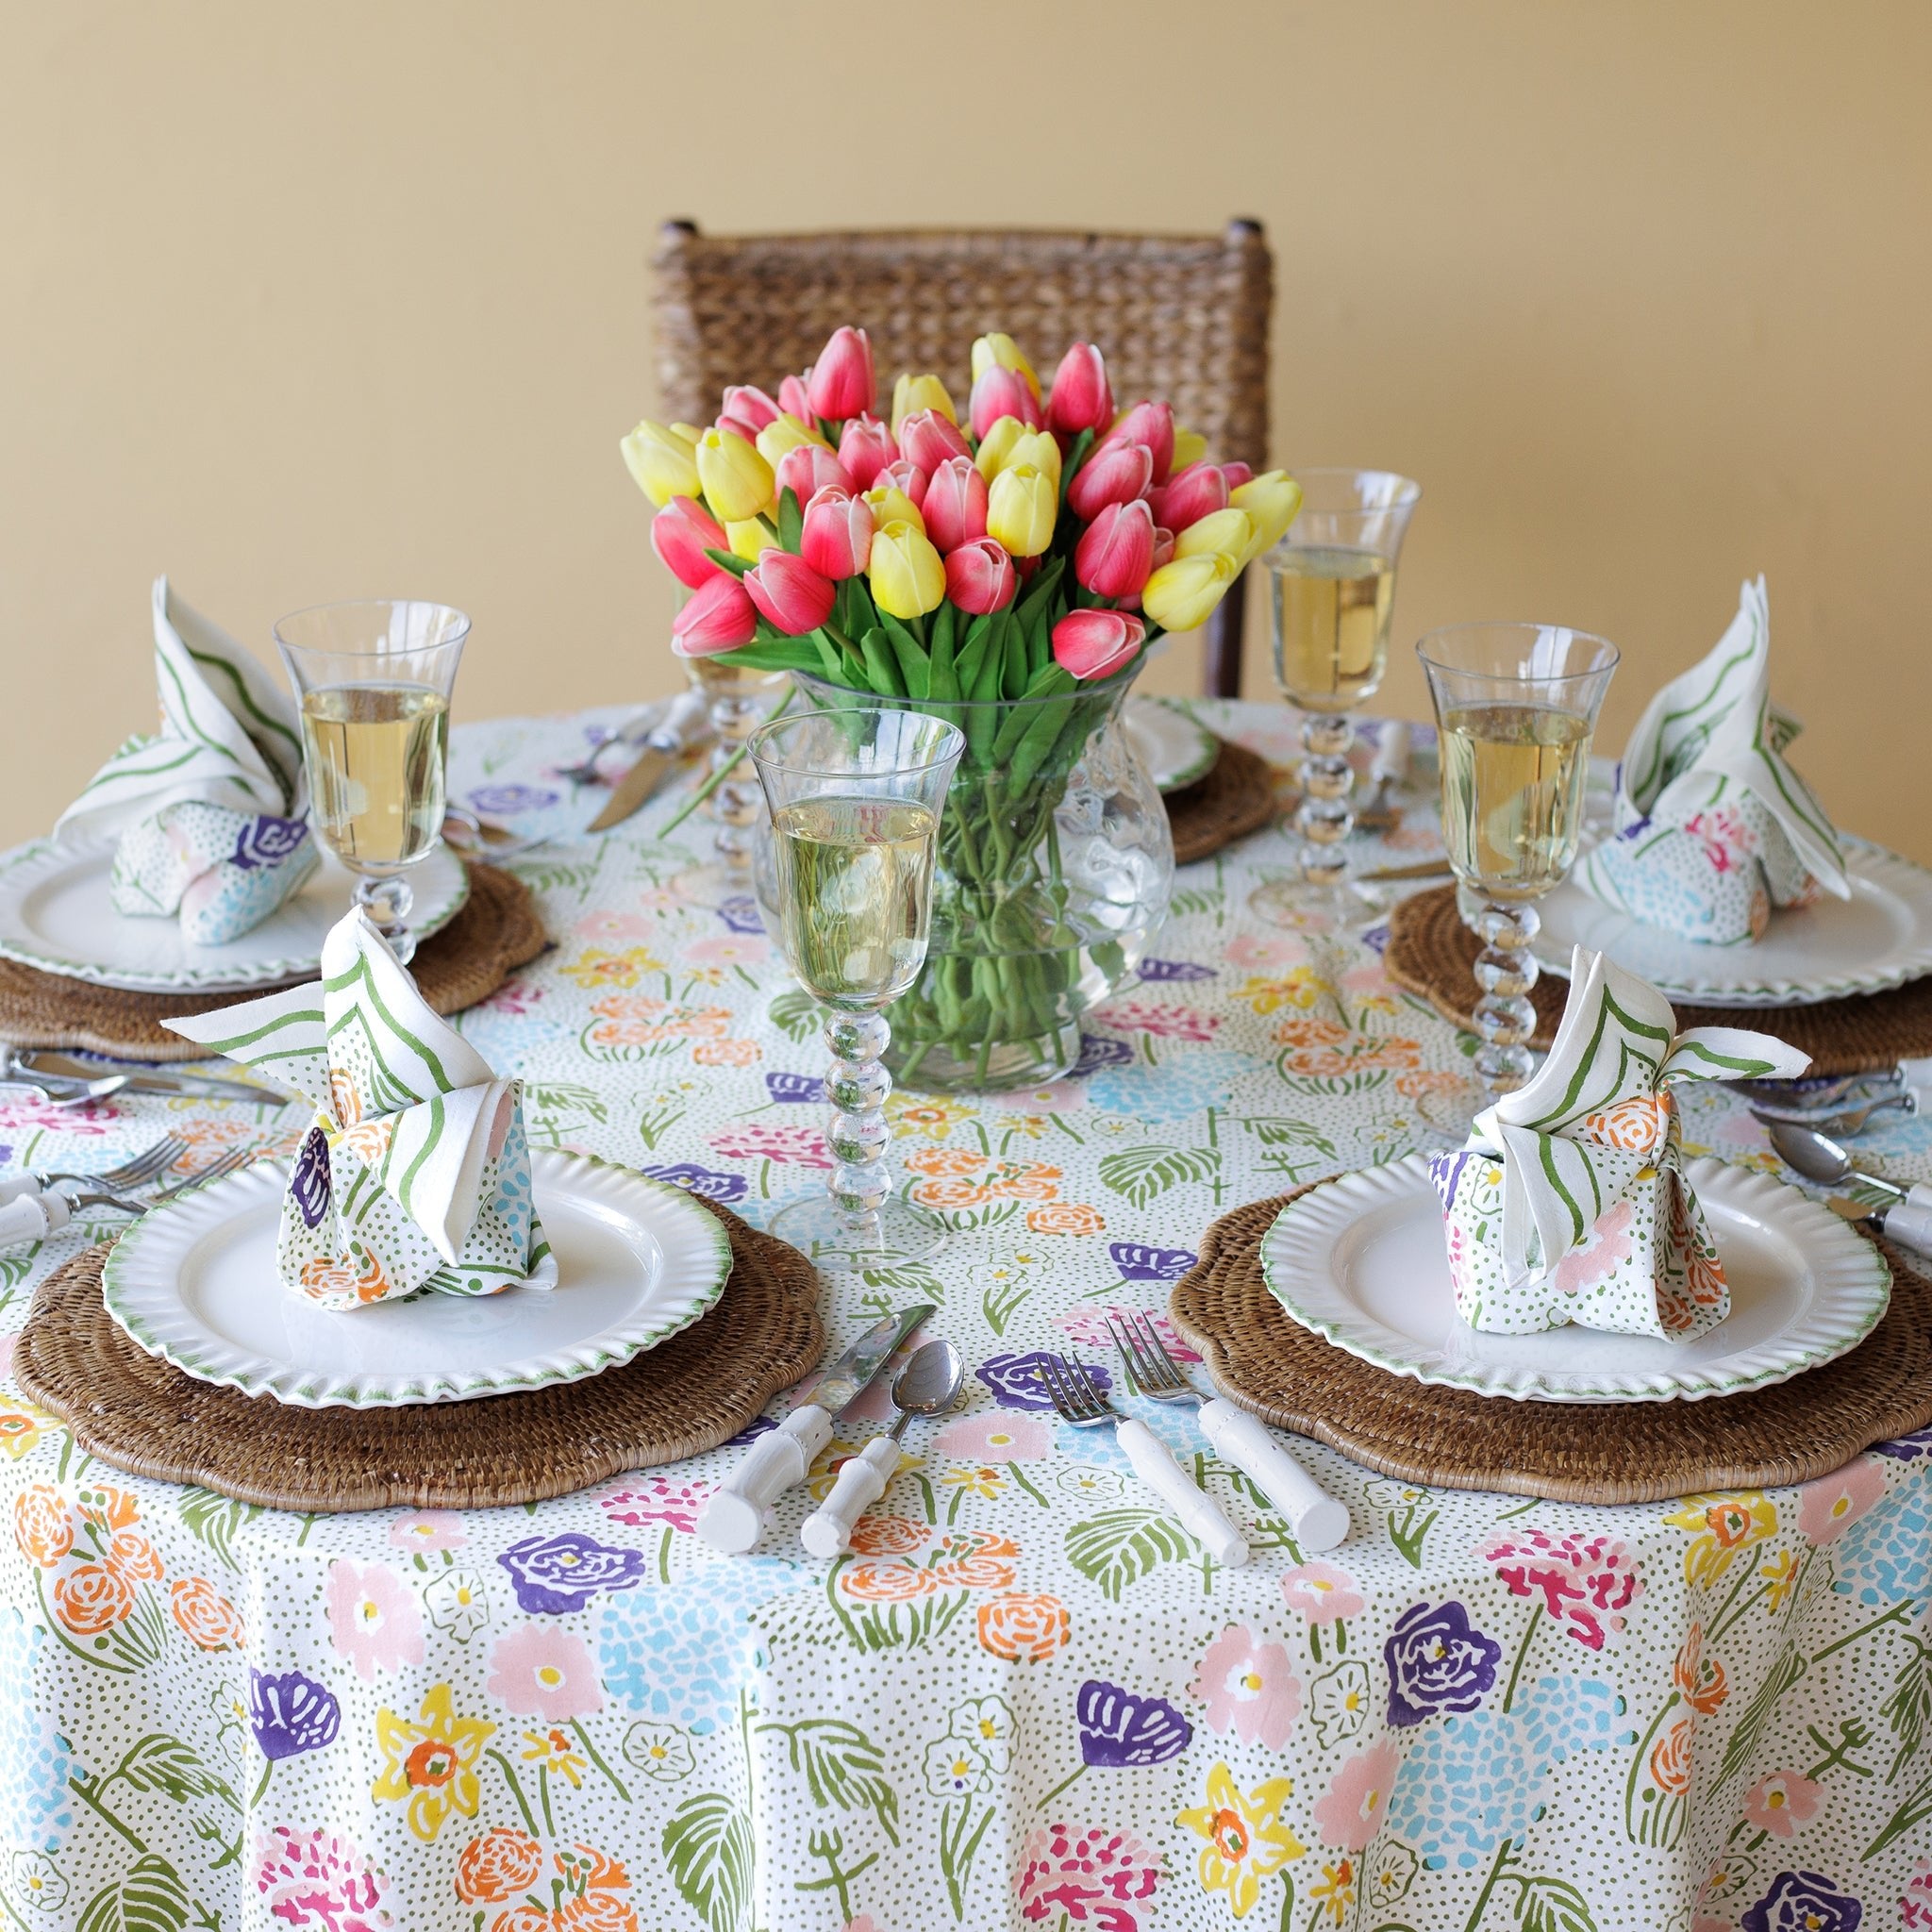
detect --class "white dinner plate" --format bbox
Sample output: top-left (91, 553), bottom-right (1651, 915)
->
top-left (102, 1150), bottom-right (733, 1407)
top-left (1124, 699), bottom-right (1221, 793)
top-left (0, 835), bottom-right (468, 991)
top-left (1531, 836), bottom-right (1932, 1007)
top-left (1259, 1153), bottom-right (1890, 1402)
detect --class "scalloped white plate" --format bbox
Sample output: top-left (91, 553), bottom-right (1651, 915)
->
top-left (1532, 836), bottom-right (1932, 1007)
top-left (0, 835), bottom-right (469, 991)
top-left (102, 1150), bottom-right (734, 1407)
top-left (1260, 1154), bottom-right (1890, 1402)
top-left (1124, 700), bottom-right (1220, 793)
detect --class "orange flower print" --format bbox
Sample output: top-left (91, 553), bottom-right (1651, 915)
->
top-left (55, 1562), bottom-right (136, 1635)
top-left (13, 1485), bottom-right (72, 1567)
top-left (976, 1591), bottom-right (1071, 1662)
top-left (904, 1147), bottom-right (989, 1179)
top-left (585, 995), bottom-right (729, 1049)
top-left (909, 1178), bottom-right (992, 1212)
top-left (1649, 1716), bottom-right (1693, 1796)
top-left (932, 1529), bottom-right (1020, 1591)
top-left (341, 1118), bottom-right (397, 1168)
top-left (329, 1068), bottom-right (364, 1126)
top-left (75, 1483), bottom-right (141, 1534)
top-left (1025, 1202), bottom-right (1105, 1236)
top-left (1583, 1091), bottom-right (1673, 1153)
top-left (457, 1826), bottom-right (545, 1904)
top-left (107, 1530), bottom-right (164, 1582)
top-left (171, 1576), bottom-right (245, 1651)
top-left (0, 1405), bottom-right (50, 1460)
top-left (841, 1561), bottom-right (939, 1604)
top-left (987, 1165), bottom-right (1061, 1203)
top-left (1273, 1017), bottom-right (1423, 1078)
top-left (1673, 1624), bottom-right (1730, 1716)
top-left (848, 1514), bottom-right (928, 1557)
top-left (300, 1246), bottom-right (393, 1307)
top-left (691, 1038), bottom-right (760, 1067)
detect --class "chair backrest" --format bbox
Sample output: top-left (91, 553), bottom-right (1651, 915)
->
top-left (653, 221), bottom-right (1274, 695)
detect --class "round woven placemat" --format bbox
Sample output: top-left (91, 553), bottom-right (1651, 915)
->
top-left (0, 862), bottom-right (548, 1063)
top-left (1169, 1183), bottom-right (1932, 1504)
top-left (12, 1196), bottom-right (823, 1512)
top-left (1385, 883), bottom-right (1932, 1074)
top-left (1166, 741), bottom-right (1281, 865)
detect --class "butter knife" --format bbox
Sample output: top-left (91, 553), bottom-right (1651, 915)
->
top-left (587, 689), bottom-right (711, 833)
top-left (9, 1050), bottom-right (276, 1107)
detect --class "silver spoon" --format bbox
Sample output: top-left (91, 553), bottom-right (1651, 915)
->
top-left (799, 1339), bottom-right (963, 1559)
top-left (0, 1048), bottom-right (128, 1108)
top-left (1765, 1121), bottom-right (1932, 1257)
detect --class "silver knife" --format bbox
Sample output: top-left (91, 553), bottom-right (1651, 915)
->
top-left (18, 1051), bottom-right (283, 1107)
top-left (696, 1304), bottom-right (936, 1554)
top-left (587, 688), bottom-right (712, 833)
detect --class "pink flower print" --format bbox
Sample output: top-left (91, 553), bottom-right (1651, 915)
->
top-left (252, 1824), bottom-right (393, 1929)
top-left (1051, 1307), bottom-right (1202, 1363)
top-left (934, 1411), bottom-right (1052, 1463)
top-left (0, 1097), bottom-right (113, 1134)
top-left (984, 1080), bottom-right (1087, 1115)
top-left (1224, 931), bottom-right (1307, 974)
top-left (844, 1920), bottom-right (885, 1932)
top-left (1742, 1770), bottom-right (1824, 1840)
top-left (388, 1511), bottom-right (466, 1555)
top-left (1096, 1000), bottom-right (1221, 1041)
top-left (1190, 1624), bottom-right (1302, 1750)
top-left (1554, 1198), bottom-right (1636, 1296)
top-left (324, 1561), bottom-right (424, 1683)
top-left (1312, 1738), bottom-right (1401, 1850)
top-left (486, 1623), bottom-right (605, 1723)
top-left (1280, 1561), bottom-right (1364, 1624)
top-left (1902, 1859), bottom-right (1932, 1929)
top-left (600, 1474), bottom-right (712, 1534)
top-left (1481, 1527), bottom-right (1642, 1650)
top-left (1015, 1822), bottom-right (1162, 1927)
top-left (475, 977), bottom-right (543, 1017)
top-left (687, 933), bottom-right (769, 967)
top-left (707, 1123), bottom-right (834, 1168)
top-left (573, 909), bottom-right (658, 943)
top-left (1683, 807), bottom-right (1757, 874)
top-left (1796, 1454), bottom-right (1887, 1544)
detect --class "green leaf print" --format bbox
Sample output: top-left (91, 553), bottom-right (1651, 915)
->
top-left (1882, 1635), bottom-right (1932, 1779)
top-left (176, 1490), bottom-right (262, 1572)
top-left (1515, 1873), bottom-right (1599, 1932)
top-left (105, 1734), bottom-right (239, 1810)
top-left (769, 989), bottom-right (820, 1043)
top-left (758, 1718), bottom-right (901, 1847)
top-left (1066, 1509), bottom-right (1194, 1602)
top-left (75, 1854), bottom-right (191, 1932)
top-left (1715, 1645), bottom-right (1807, 1786)
top-left (1096, 1144), bottom-right (1221, 1209)
top-left (662, 1790), bottom-right (753, 1932)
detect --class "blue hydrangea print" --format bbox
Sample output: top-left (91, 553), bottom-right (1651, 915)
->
top-left (0, 1612), bottom-right (71, 1852)
top-left (1830, 1484), bottom-right (1932, 1607)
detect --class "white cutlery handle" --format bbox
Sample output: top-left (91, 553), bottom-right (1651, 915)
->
top-left (1880, 1199), bottom-right (1932, 1259)
top-left (1901, 1182), bottom-right (1932, 1215)
top-left (1199, 1398), bottom-right (1350, 1551)
top-left (0, 1174), bottom-right (42, 1206)
top-left (1370, 719), bottom-right (1410, 784)
top-left (651, 687), bottom-right (712, 751)
top-left (696, 1406), bottom-right (833, 1555)
top-left (0, 1192), bottom-right (66, 1247)
top-left (1898, 1056), bottom-right (1932, 1094)
top-left (1116, 1418), bottom-right (1248, 1568)
top-left (799, 1434), bottom-right (899, 1559)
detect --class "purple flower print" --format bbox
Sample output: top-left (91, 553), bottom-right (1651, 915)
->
top-left (1108, 1241), bottom-right (1198, 1283)
top-left (1384, 1600), bottom-right (1502, 1727)
top-left (469, 783), bottom-right (558, 815)
top-left (641, 1161), bottom-right (749, 1205)
top-left (1075, 1680), bottom-right (1191, 1767)
top-left (290, 1127), bottom-right (332, 1228)
top-left (725, 1416), bottom-right (775, 1448)
top-left (247, 1669), bottom-right (341, 1760)
top-left (717, 896), bottom-right (765, 935)
top-left (231, 814), bottom-right (309, 871)
top-left (1876, 1426), bottom-right (1932, 1462)
top-left (497, 1531), bottom-right (648, 1615)
top-left (1072, 1034), bottom-right (1134, 1076)
top-left (764, 1072), bottom-right (825, 1104)
top-left (1359, 923), bottom-right (1391, 957)
top-left (1428, 1150), bottom-right (1473, 1214)
top-left (977, 1351), bottom-right (1111, 1413)
top-left (1741, 1873), bottom-right (1861, 1932)
top-left (1138, 958), bottom-right (1215, 983)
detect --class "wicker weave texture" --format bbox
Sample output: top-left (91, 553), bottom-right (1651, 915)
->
top-left (1166, 741), bottom-right (1283, 865)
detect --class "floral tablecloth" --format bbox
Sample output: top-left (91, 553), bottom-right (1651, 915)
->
top-left (2, 702), bottom-right (1928, 1932)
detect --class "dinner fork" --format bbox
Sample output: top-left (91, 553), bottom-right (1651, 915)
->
top-left (1038, 1353), bottom-right (1249, 1568)
top-left (553, 702), bottom-right (671, 787)
top-left (0, 1134), bottom-right (189, 1207)
top-left (1749, 1092), bottom-right (1916, 1140)
top-left (1109, 1314), bottom-right (1349, 1551)
top-left (0, 1148), bottom-right (254, 1248)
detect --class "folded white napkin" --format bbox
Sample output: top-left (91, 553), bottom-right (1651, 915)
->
top-left (1430, 944), bottom-right (1808, 1340)
top-left (1575, 576), bottom-right (1846, 943)
top-left (54, 576), bottom-right (318, 943)
top-left (165, 908), bottom-right (554, 1311)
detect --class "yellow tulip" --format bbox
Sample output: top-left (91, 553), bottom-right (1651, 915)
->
top-left (620, 420), bottom-right (700, 507)
top-left (1230, 471), bottom-right (1304, 562)
top-left (863, 485), bottom-right (925, 536)
top-left (974, 414), bottom-right (1029, 482)
top-left (694, 426), bottom-right (774, 522)
top-left (1174, 508), bottom-right (1257, 562)
top-left (1142, 551), bottom-right (1239, 631)
top-left (754, 412), bottom-right (830, 470)
top-left (725, 517), bottom-right (778, 562)
top-left (891, 373), bottom-right (958, 438)
top-left (868, 520), bottom-right (946, 619)
top-left (1005, 428), bottom-right (1061, 492)
top-left (970, 332), bottom-right (1041, 400)
top-left (986, 464), bottom-right (1058, 558)
top-left (1170, 426), bottom-right (1209, 472)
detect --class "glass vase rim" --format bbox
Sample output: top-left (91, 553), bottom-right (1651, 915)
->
top-left (746, 706), bottom-right (966, 781)
top-left (1286, 465), bottom-right (1424, 507)
top-left (1414, 622), bottom-right (1620, 684)
top-left (273, 598), bottom-right (473, 658)
top-left (789, 661), bottom-right (1141, 715)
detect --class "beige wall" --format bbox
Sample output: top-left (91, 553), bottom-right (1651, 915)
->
top-left (4, 1), bottom-right (1929, 858)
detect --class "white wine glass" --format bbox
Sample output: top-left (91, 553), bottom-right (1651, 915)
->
top-left (1252, 468), bottom-right (1421, 931)
top-left (675, 658), bottom-right (791, 908)
top-left (748, 707), bottom-right (964, 1269)
top-left (275, 600), bottom-right (468, 965)
top-left (1416, 624), bottom-right (1620, 1098)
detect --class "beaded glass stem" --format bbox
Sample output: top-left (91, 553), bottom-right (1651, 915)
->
top-left (679, 658), bottom-right (790, 908)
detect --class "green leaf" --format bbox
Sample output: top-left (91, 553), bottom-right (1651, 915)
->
top-left (176, 1489), bottom-right (261, 1572)
top-left (1883, 1641), bottom-right (1932, 1778)
top-left (110, 1733), bottom-right (239, 1809)
top-left (859, 628), bottom-right (905, 698)
top-left (663, 1790), bottom-right (754, 1932)
top-left (1066, 1508), bottom-right (1194, 1601)
top-left (525, 1081), bottom-right (610, 1126)
top-left (1240, 1117), bottom-right (1339, 1156)
top-left (1515, 1874), bottom-right (1599, 1932)
top-left (777, 485), bottom-right (805, 553)
top-left (1716, 1645), bottom-right (1807, 1785)
top-left (769, 989), bottom-right (820, 1043)
top-left (759, 1718), bottom-right (901, 1847)
top-left (1096, 1144), bottom-right (1223, 1210)
top-left (703, 546), bottom-right (754, 578)
top-left (75, 1856), bottom-right (191, 1932)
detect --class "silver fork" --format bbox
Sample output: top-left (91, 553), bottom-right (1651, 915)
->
top-left (1750, 1092), bottom-right (1915, 1140)
top-left (553, 704), bottom-right (668, 787)
top-left (1038, 1353), bottom-right (1248, 1567)
top-left (1109, 1313), bottom-right (1349, 1551)
top-left (0, 1148), bottom-right (254, 1248)
top-left (0, 1134), bottom-right (189, 1206)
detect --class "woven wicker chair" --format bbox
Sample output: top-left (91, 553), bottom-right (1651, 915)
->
top-left (653, 219), bottom-right (1273, 696)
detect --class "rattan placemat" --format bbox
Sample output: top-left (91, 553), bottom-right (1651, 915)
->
top-left (13, 1196), bottom-right (823, 1512)
top-left (1166, 741), bottom-right (1281, 865)
top-left (1170, 1183), bottom-right (1932, 1505)
top-left (1385, 882), bottom-right (1932, 1074)
top-left (0, 861), bottom-right (548, 1063)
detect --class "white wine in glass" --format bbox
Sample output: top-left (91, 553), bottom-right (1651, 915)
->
top-left (300, 685), bottom-right (450, 869)
top-left (1438, 704), bottom-right (1592, 903)
top-left (1271, 543), bottom-right (1396, 713)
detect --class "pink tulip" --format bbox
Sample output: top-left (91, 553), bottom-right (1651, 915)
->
top-left (1152, 525), bottom-right (1176, 571)
top-left (672, 574), bottom-right (758, 656)
top-left (649, 495), bottom-right (730, 591)
top-left (970, 364), bottom-right (1043, 441)
top-left (721, 385), bottom-right (782, 434)
top-left (1103, 401), bottom-right (1175, 482)
top-left (1046, 341), bottom-right (1113, 438)
top-left (799, 485), bottom-right (875, 579)
top-left (876, 458), bottom-right (929, 508)
top-left (922, 457), bottom-right (990, 553)
top-left (779, 374), bottom-right (815, 423)
top-left (1067, 439), bottom-right (1154, 522)
top-left (806, 326), bottom-right (874, 421)
top-left (774, 442), bottom-right (854, 506)
top-left (838, 413), bottom-right (898, 490)
top-left (743, 551), bottom-right (837, 636)
top-left (1052, 608), bottom-right (1146, 681)
top-left (1151, 459), bottom-right (1229, 534)
top-left (899, 408), bottom-right (973, 475)
top-left (1221, 460), bottom-right (1254, 491)
top-left (716, 408), bottom-right (766, 446)
top-left (1074, 498), bottom-right (1156, 599)
top-left (944, 537), bottom-right (1018, 614)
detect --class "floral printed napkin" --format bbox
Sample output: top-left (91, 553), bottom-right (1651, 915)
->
top-left (1430, 944), bottom-right (1808, 1338)
top-left (164, 908), bottom-right (554, 1310)
top-left (1575, 575), bottom-right (1846, 943)
top-left (53, 575), bottom-right (317, 943)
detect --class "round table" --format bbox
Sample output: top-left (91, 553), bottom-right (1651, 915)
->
top-left (2, 702), bottom-right (1928, 1932)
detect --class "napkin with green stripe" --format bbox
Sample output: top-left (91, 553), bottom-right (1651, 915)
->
top-left (166, 908), bottom-right (554, 1310)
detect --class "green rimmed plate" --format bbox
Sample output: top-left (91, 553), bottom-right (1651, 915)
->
top-left (1124, 699), bottom-right (1221, 793)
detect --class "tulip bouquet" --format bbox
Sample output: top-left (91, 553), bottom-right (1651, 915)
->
top-left (624, 325), bottom-right (1300, 1088)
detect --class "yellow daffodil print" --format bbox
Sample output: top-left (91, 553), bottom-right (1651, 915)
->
top-left (1662, 1491), bottom-right (1777, 1588)
top-left (1177, 1761), bottom-right (1306, 1917)
top-left (373, 1684), bottom-right (494, 1841)
top-left (558, 946), bottom-right (667, 991)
